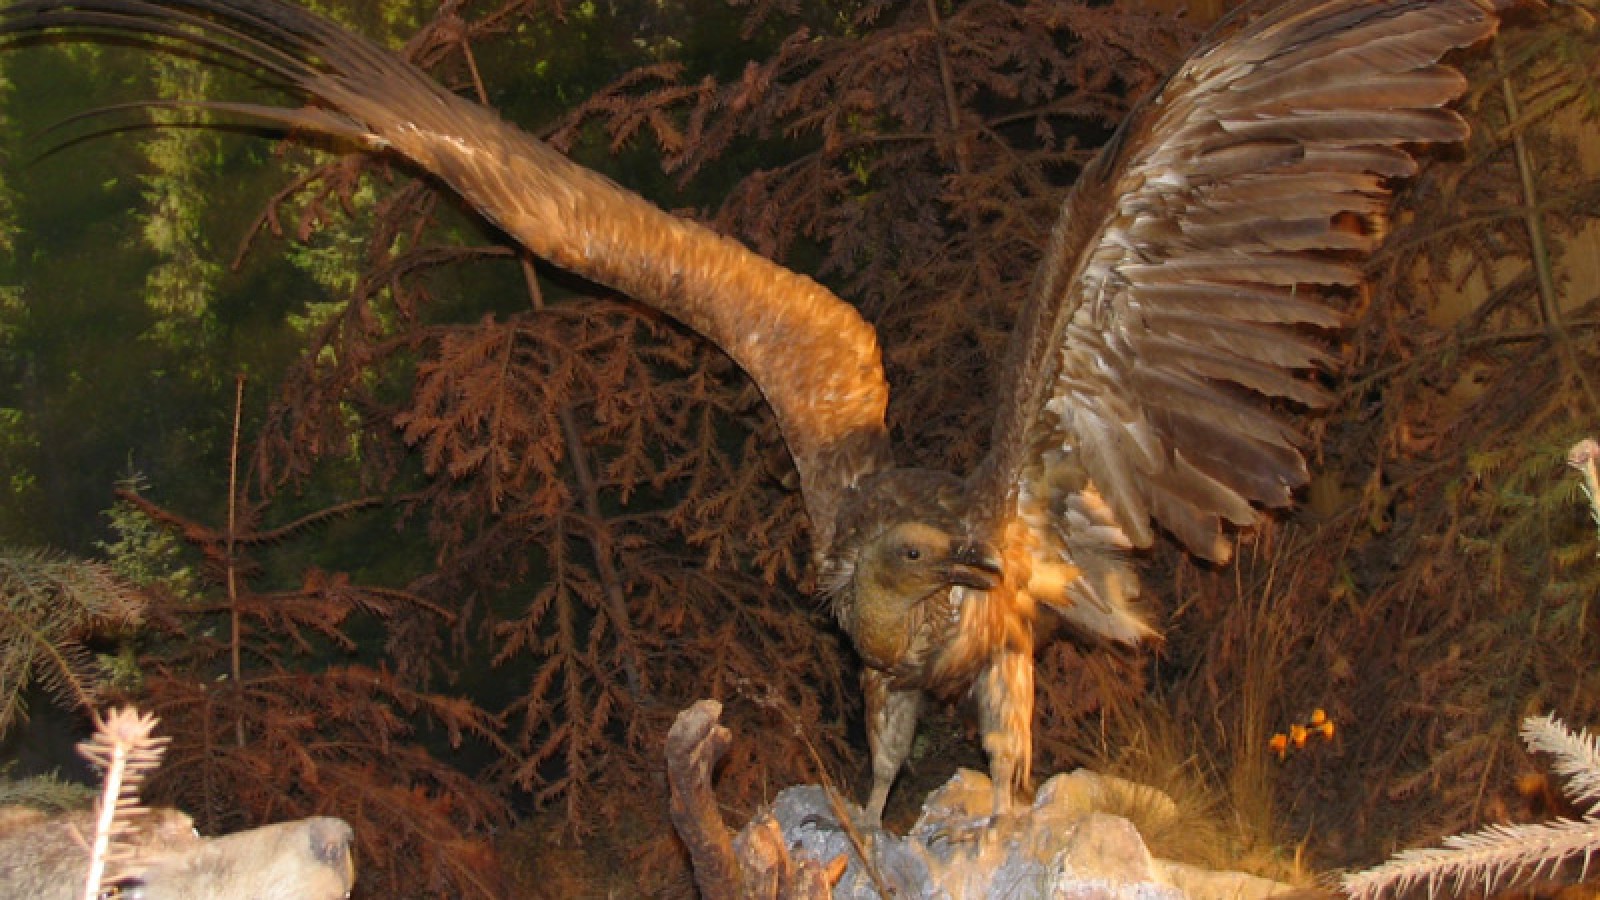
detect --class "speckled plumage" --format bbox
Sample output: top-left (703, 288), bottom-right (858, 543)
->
top-left (0, 0), bottom-right (1508, 828)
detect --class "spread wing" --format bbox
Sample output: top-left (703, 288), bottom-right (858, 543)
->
top-left (0, 0), bottom-right (892, 551)
top-left (970, 0), bottom-right (1504, 639)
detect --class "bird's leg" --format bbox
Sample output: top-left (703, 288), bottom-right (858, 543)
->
top-left (975, 646), bottom-right (1034, 820)
top-left (862, 667), bottom-right (922, 827)
top-left (918, 648), bottom-right (1034, 847)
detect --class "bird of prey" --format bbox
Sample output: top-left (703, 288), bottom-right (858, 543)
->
top-left (0, 0), bottom-right (1506, 826)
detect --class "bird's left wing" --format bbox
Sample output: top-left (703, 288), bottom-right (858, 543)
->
top-left (0, 0), bottom-right (894, 552)
top-left (969, 0), bottom-right (1505, 639)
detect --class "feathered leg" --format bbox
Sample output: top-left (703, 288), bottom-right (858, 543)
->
top-left (976, 645), bottom-right (1034, 818)
top-left (862, 668), bottom-right (922, 826)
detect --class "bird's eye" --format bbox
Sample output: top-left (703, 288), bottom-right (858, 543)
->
top-left (901, 547), bottom-right (921, 561)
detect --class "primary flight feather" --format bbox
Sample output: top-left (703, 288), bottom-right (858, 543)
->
top-left (0, 0), bottom-right (1507, 825)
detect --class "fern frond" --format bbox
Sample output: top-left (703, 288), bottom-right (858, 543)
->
top-left (1524, 714), bottom-right (1600, 812)
top-left (1342, 817), bottom-right (1600, 900)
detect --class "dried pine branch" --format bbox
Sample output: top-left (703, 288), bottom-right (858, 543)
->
top-left (170, 7), bottom-right (1207, 874)
top-left (1524, 714), bottom-right (1600, 813)
top-left (104, 479), bottom-right (510, 896)
top-left (1342, 817), bottom-right (1600, 900)
top-left (76, 706), bottom-right (169, 898)
top-left (1343, 715), bottom-right (1600, 900)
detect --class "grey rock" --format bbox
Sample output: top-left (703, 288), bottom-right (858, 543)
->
top-left (763, 770), bottom-right (1296, 900)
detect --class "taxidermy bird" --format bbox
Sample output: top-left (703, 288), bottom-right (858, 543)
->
top-left (0, 0), bottom-right (1506, 826)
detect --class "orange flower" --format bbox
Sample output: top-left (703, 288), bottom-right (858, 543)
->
top-left (1318, 721), bottom-right (1336, 740)
top-left (1291, 724), bottom-right (1309, 748)
top-left (1310, 709), bottom-right (1327, 726)
top-left (1269, 733), bottom-right (1289, 759)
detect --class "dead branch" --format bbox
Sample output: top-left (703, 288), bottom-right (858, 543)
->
top-left (665, 700), bottom-right (841, 900)
top-left (665, 700), bottom-right (740, 899)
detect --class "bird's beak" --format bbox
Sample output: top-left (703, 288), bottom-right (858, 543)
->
top-left (945, 542), bottom-right (1003, 591)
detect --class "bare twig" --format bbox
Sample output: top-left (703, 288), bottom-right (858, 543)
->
top-left (226, 374), bottom-right (246, 748)
top-left (665, 700), bottom-right (742, 899)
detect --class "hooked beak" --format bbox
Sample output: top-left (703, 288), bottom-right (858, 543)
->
top-left (944, 542), bottom-right (1003, 591)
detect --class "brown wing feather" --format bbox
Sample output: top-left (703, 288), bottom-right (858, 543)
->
top-left (974, 0), bottom-right (1504, 591)
top-left (0, 0), bottom-right (892, 550)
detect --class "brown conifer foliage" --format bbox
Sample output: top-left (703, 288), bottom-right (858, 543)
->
top-left (108, 480), bottom-right (512, 897)
top-left (552, 1), bottom-right (1198, 472)
top-left (27, 0), bottom-right (1599, 889)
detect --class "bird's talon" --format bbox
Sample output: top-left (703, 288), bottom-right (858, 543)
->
top-left (799, 813), bottom-right (838, 831)
top-left (919, 811), bottom-right (1009, 847)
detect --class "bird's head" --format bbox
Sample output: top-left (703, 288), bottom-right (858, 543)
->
top-left (819, 468), bottom-right (1002, 626)
top-left (854, 522), bottom-right (1003, 603)
top-left (824, 517), bottom-right (1003, 672)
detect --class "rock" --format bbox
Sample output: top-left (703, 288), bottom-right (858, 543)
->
top-left (765, 770), bottom-right (1297, 900)
top-left (1037, 770), bottom-right (1181, 826)
top-left (1158, 861), bottom-right (1299, 900)
top-left (0, 806), bottom-right (355, 900)
top-left (773, 786), bottom-right (936, 899)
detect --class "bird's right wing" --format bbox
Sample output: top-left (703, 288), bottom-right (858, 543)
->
top-left (966, 0), bottom-right (1505, 640)
top-left (0, 0), bottom-right (894, 552)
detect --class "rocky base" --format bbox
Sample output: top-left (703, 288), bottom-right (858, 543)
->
top-left (666, 699), bottom-right (1302, 900)
top-left (773, 769), bottom-right (1294, 900)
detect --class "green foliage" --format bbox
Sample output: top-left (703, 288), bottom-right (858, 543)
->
top-left (0, 771), bottom-right (97, 812)
top-left (0, 18), bottom-right (362, 550)
top-left (0, 548), bottom-right (144, 739)
top-left (0, 405), bottom-right (37, 519)
top-left (96, 476), bottom-right (197, 601)
top-left (0, 58), bottom-right (28, 539)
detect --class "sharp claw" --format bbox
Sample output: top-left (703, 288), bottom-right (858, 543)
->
top-left (799, 813), bottom-right (837, 830)
top-left (917, 805), bottom-right (1030, 851)
top-left (922, 813), bottom-right (995, 846)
